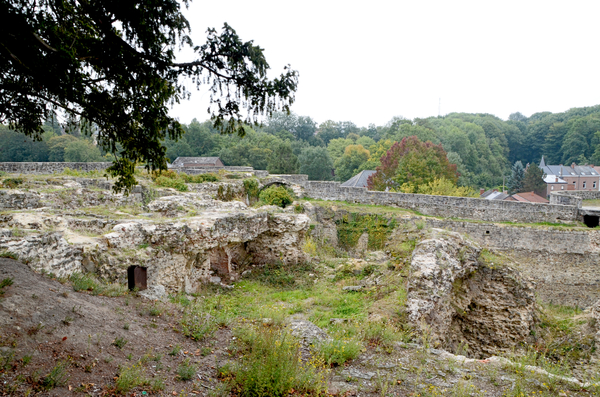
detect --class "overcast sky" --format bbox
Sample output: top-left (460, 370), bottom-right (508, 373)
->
top-left (169, 0), bottom-right (600, 128)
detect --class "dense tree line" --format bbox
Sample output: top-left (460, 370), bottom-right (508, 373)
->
top-left (3, 105), bottom-right (600, 190)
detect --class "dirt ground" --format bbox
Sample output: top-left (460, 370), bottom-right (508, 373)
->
top-left (1, 258), bottom-right (599, 397)
top-left (0, 257), bottom-right (230, 396)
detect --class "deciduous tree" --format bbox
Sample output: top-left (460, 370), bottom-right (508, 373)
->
top-left (367, 136), bottom-right (458, 192)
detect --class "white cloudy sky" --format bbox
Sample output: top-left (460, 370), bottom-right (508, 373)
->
top-left (170, 0), bottom-right (600, 128)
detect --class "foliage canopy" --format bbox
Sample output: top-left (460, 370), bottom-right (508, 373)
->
top-left (0, 0), bottom-right (297, 191)
top-left (367, 136), bottom-right (458, 192)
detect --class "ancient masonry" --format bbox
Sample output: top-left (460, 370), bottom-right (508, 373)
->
top-left (1, 163), bottom-right (600, 306)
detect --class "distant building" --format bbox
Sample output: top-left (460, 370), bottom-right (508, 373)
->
top-left (539, 156), bottom-right (599, 192)
top-left (341, 170), bottom-right (376, 188)
top-left (480, 189), bottom-right (510, 201)
top-left (543, 174), bottom-right (568, 197)
top-left (508, 191), bottom-right (549, 204)
top-left (171, 157), bottom-right (224, 168)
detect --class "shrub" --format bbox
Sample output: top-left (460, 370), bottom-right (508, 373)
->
top-left (259, 185), bottom-right (293, 208)
top-left (154, 175), bottom-right (188, 191)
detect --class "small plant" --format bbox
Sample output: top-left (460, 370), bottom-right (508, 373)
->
top-left (259, 185), bottom-right (294, 208)
top-left (115, 362), bottom-right (149, 393)
top-left (176, 359), bottom-right (197, 381)
top-left (1, 177), bottom-right (24, 188)
top-left (62, 316), bottom-right (73, 326)
top-left (0, 277), bottom-right (14, 289)
top-left (149, 304), bottom-right (163, 317)
top-left (151, 377), bottom-right (165, 392)
top-left (21, 354), bottom-right (32, 366)
top-left (0, 277), bottom-right (14, 295)
top-left (123, 323), bottom-right (130, 330)
top-left (315, 337), bottom-right (362, 366)
top-left (41, 360), bottom-right (70, 390)
top-left (0, 251), bottom-right (18, 260)
top-left (112, 337), bottom-right (128, 349)
top-left (169, 344), bottom-right (182, 356)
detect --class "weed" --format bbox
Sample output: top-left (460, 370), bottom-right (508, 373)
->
top-left (151, 377), bottom-right (165, 391)
top-left (123, 323), bottom-right (130, 330)
top-left (40, 360), bottom-right (70, 390)
top-left (115, 362), bottom-right (149, 393)
top-left (149, 304), bottom-right (163, 316)
top-left (112, 337), bottom-right (128, 349)
top-left (180, 306), bottom-right (218, 341)
top-left (1, 177), bottom-right (24, 188)
top-left (0, 277), bottom-right (14, 289)
top-left (21, 354), bottom-right (32, 366)
top-left (177, 359), bottom-right (197, 381)
top-left (315, 337), bottom-right (362, 366)
top-left (62, 316), bottom-right (73, 326)
top-left (0, 251), bottom-right (18, 260)
top-left (227, 326), bottom-right (327, 396)
top-left (169, 344), bottom-right (182, 356)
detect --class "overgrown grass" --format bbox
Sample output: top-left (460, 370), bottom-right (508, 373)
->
top-left (223, 326), bottom-right (327, 396)
top-left (315, 336), bottom-right (362, 366)
top-left (69, 272), bottom-right (128, 296)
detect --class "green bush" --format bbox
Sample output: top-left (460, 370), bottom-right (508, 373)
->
top-left (181, 173), bottom-right (219, 183)
top-left (154, 175), bottom-right (188, 191)
top-left (1, 178), bottom-right (23, 188)
top-left (259, 185), bottom-right (294, 208)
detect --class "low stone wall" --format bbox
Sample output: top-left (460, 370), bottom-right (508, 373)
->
top-left (0, 162), bottom-right (112, 174)
top-left (301, 181), bottom-right (578, 223)
top-left (426, 219), bottom-right (599, 255)
top-left (174, 166), bottom-right (268, 178)
top-left (550, 191), bottom-right (585, 207)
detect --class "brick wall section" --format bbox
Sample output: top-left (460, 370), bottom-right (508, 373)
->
top-left (299, 180), bottom-right (578, 223)
top-left (0, 162), bottom-right (112, 173)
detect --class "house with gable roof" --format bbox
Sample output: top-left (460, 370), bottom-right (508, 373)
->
top-left (539, 156), bottom-right (600, 194)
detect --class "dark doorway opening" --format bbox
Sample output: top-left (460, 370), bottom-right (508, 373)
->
top-left (583, 215), bottom-right (599, 228)
top-left (127, 266), bottom-right (147, 291)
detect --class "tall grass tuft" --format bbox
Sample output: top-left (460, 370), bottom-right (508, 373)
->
top-left (226, 326), bottom-right (327, 396)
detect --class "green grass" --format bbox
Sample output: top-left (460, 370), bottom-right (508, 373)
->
top-left (69, 272), bottom-right (128, 296)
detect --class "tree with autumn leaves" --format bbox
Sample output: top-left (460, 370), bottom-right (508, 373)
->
top-left (367, 136), bottom-right (461, 194)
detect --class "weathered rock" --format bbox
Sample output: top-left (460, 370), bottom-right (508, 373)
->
top-left (407, 229), bottom-right (538, 358)
top-left (0, 193), bottom-right (310, 294)
top-left (147, 194), bottom-right (246, 216)
top-left (288, 319), bottom-right (331, 345)
top-left (590, 299), bottom-right (600, 344)
top-left (0, 189), bottom-right (41, 209)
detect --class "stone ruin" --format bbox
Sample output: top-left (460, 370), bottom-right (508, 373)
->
top-left (406, 229), bottom-right (538, 358)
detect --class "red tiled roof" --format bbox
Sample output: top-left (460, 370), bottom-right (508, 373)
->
top-left (511, 191), bottom-right (548, 203)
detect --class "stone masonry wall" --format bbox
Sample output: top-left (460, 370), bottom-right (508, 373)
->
top-left (550, 189), bottom-right (600, 206)
top-left (299, 180), bottom-right (578, 223)
top-left (0, 162), bottom-right (112, 174)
